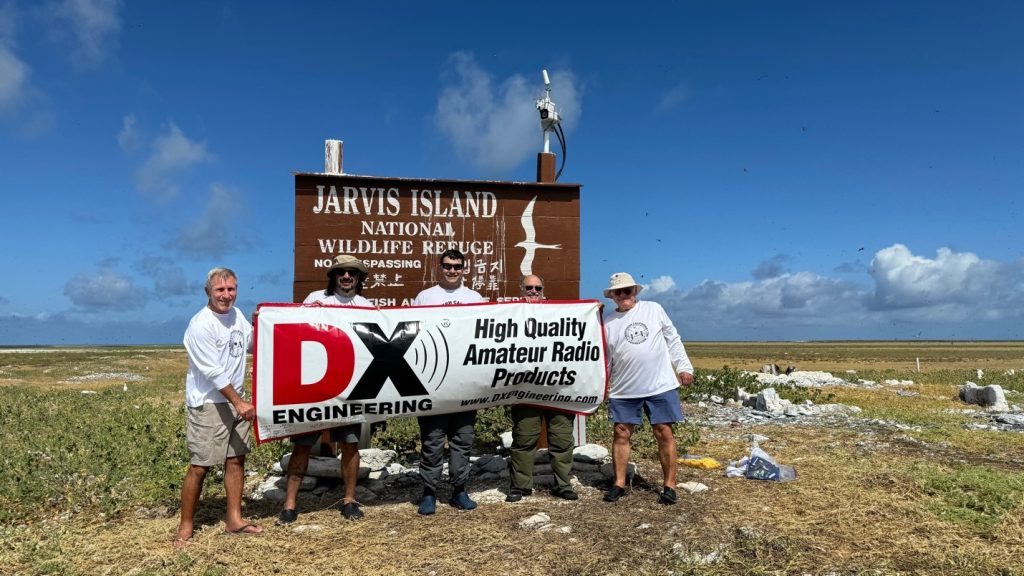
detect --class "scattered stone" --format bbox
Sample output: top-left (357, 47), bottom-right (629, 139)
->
top-left (360, 449), bottom-right (397, 471)
top-left (896, 390), bottom-right (920, 397)
top-left (884, 379), bottom-right (914, 386)
top-left (672, 543), bottom-right (725, 564)
top-left (472, 454), bottom-right (509, 474)
top-left (519, 512), bottom-right (551, 531)
top-left (756, 388), bottom-right (787, 413)
top-left (677, 481), bottom-right (709, 494)
top-left (959, 382), bottom-right (1009, 412)
top-left (573, 444), bottom-right (609, 462)
top-left (752, 371), bottom-right (851, 388)
top-left (66, 372), bottom-right (145, 383)
top-left (735, 526), bottom-right (758, 540)
top-left (293, 525), bottom-right (324, 533)
top-left (636, 523), bottom-right (651, 530)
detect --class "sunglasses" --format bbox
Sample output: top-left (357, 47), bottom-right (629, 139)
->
top-left (335, 268), bottom-right (361, 278)
top-left (441, 263), bottom-right (465, 271)
top-left (524, 285), bottom-right (544, 292)
top-left (612, 287), bottom-right (635, 296)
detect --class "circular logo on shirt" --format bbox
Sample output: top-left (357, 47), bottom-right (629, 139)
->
top-left (624, 322), bottom-right (649, 344)
top-left (229, 329), bottom-right (245, 358)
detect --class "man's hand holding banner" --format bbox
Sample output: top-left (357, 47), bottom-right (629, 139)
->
top-left (253, 301), bottom-right (608, 443)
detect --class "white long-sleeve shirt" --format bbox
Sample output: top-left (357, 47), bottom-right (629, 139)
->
top-left (603, 300), bottom-right (693, 399)
top-left (183, 305), bottom-right (252, 408)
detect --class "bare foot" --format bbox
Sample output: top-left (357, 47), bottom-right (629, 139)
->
top-left (172, 535), bottom-right (192, 549)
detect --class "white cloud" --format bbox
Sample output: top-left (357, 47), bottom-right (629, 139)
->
top-left (169, 184), bottom-right (250, 258)
top-left (117, 113), bottom-right (138, 151)
top-left (867, 244), bottom-right (1006, 311)
top-left (655, 82), bottom-right (690, 114)
top-left (752, 255), bottom-right (789, 280)
top-left (46, 0), bottom-right (122, 67)
top-left (135, 255), bottom-right (194, 296)
top-left (0, 45), bottom-right (27, 110)
top-left (135, 122), bottom-right (213, 202)
top-left (63, 265), bottom-right (145, 311)
top-left (646, 275), bottom-right (676, 294)
top-left (643, 243), bottom-right (1024, 339)
top-left (435, 53), bottom-right (581, 175)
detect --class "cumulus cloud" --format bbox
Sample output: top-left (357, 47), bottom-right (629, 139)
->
top-left (63, 264), bottom-right (145, 311)
top-left (752, 255), bottom-right (789, 280)
top-left (135, 255), bottom-right (195, 296)
top-left (646, 275), bottom-right (676, 294)
top-left (168, 184), bottom-right (250, 258)
top-left (869, 244), bottom-right (980, 309)
top-left (435, 52), bottom-right (581, 174)
top-left (117, 113), bottom-right (139, 151)
top-left (135, 122), bottom-right (212, 202)
top-left (642, 243), bottom-right (1024, 339)
top-left (0, 311), bottom-right (185, 345)
top-left (45, 0), bottom-right (122, 67)
top-left (0, 45), bottom-right (27, 110)
top-left (654, 82), bottom-right (690, 114)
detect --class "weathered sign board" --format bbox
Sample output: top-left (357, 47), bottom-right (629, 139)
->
top-left (294, 174), bottom-right (582, 305)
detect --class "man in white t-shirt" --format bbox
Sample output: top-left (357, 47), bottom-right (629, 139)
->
top-left (601, 272), bottom-right (694, 506)
top-left (411, 249), bottom-right (485, 515)
top-left (176, 268), bottom-right (261, 547)
top-left (279, 254), bottom-right (373, 524)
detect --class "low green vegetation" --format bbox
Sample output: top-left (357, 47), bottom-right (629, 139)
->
top-left (0, 383), bottom-right (285, 525)
top-left (910, 462), bottom-right (1024, 532)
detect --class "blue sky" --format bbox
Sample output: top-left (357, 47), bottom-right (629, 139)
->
top-left (1, 1), bottom-right (1022, 344)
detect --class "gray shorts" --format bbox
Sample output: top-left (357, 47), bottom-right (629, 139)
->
top-left (186, 402), bottom-right (251, 466)
top-left (290, 425), bottom-right (360, 446)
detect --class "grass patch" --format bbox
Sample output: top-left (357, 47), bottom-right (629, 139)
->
top-left (911, 462), bottom-right (1024, 532)
top-left (0, 366), bottom-right (284, 525)
top-left (5, 344), bottom-right (1024, 575)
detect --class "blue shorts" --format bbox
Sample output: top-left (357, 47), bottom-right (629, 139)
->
top-left (608, 388), bottom-right (684, 426)
top-left (290, 425), bottom-right (360, 446)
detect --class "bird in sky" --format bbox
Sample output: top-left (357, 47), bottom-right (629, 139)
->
top-left (516, 195), bottom-right (562, 276)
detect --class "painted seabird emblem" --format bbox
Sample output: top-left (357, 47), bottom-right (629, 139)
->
top-left (516, 195), bottom-right (562, 276)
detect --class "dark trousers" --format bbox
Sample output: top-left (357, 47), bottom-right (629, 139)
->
top-left (417, 410), bottom-right (476, 492)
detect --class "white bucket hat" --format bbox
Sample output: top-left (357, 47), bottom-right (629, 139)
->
top-left (603, 272), bottom-right (643, 298)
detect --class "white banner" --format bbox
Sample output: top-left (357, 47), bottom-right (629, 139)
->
top-left (253, 301), bottom-right (607, 443)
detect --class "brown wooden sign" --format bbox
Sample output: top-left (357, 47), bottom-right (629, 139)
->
top-left (294, 174), bottom-right (581, 306)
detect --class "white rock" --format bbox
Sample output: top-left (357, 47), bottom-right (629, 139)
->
top-left (677, 481), bottom-right (709, 494)
top-left (293, 525), bottom-right (324, 533)
top-left (519, 512), bottom-right (551, 530)
top-left (359, 448), bottom-right (397, 471)
top-left (573, 444), bottom-right (609, 462)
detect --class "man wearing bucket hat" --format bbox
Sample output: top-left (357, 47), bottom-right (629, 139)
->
top-left (601, 272), bottom-right (694, 505)
top-left (278, 255), bottom-right (373, 524)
